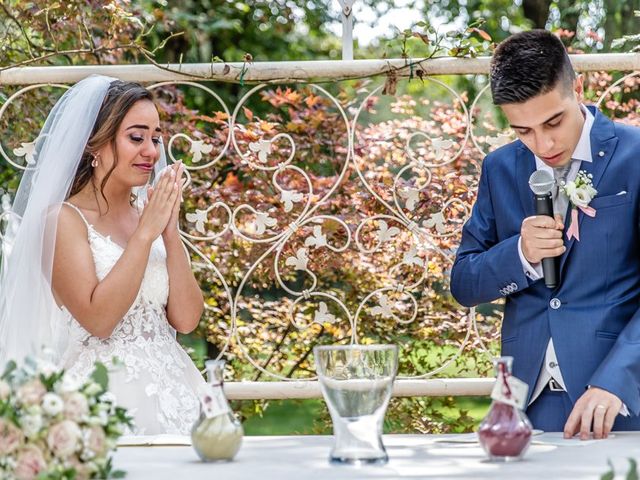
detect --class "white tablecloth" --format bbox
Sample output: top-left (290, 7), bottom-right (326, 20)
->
top-left (113, 432), bottom-right (640, 479)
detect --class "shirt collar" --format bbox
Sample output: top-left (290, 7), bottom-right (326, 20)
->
top-left (534, 104), bottom-right (594, 170)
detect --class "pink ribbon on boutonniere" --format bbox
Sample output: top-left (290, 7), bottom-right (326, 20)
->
top-left (566, 205), bottom-right (597, 241)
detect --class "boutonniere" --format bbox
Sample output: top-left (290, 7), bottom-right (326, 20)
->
top-left (560, 170), bottom-right (597, 241)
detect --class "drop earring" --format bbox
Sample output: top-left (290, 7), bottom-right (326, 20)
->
top-left (91, 154), bottom-right (100, 168)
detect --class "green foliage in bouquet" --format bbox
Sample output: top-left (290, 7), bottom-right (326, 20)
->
top-left (0, 358), bottom-right (132, 480)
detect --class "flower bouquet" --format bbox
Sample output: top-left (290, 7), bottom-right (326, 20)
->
top-left (0, 357), bottom-right (132, 480)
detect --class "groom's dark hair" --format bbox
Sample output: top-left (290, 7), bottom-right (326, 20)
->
top-left (490, 29), bottom-right (575, 105)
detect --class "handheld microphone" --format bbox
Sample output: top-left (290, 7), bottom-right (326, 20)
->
top-left (528, 169), bottom-right (558, 289)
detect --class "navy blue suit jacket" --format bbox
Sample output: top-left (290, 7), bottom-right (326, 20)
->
top-left (451, 107), bottom-right (640, 425)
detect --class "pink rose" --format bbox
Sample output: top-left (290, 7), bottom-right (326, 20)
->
top-left (16, 379), bottom-right (46, 406)
top-left (0, 417), bottom-right (23, 455)
top-left (85, 426), bottom-right (107, 456)
top-left (67, 455), bottom-right (91, 480)
top-left (63, 392), bottom-right (89, 422)
top-left (47, 420), bottom-right (81, 459)
top-left (14, 444), bottom-right (47, 480)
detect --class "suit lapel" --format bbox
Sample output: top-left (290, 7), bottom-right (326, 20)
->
top-left (516, 145), bottom-right (536, 218)
top-left (558, 107), bottom-right (618, 278)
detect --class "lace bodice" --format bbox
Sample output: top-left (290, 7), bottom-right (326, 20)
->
top-left (88, 224), bottom-right (169, 307)
top-left (59, 202), bottom-right (203, 435)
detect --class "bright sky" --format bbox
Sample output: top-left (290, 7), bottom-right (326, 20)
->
top-left (327, 0), bottom-right (427, 46)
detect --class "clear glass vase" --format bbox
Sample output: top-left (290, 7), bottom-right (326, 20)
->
top-left (314, 344), bottom-right (398, 465)
top-left (191, 360), bottom-right (243, 462)
top-left (477, 356), bottom-right (532, 462)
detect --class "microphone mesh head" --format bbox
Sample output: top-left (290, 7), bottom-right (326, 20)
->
top-left (528, 169), bottom-right (555, 195)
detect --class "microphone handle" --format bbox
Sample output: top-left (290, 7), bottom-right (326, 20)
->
top-left (534, 193), bottom-right (558, 288)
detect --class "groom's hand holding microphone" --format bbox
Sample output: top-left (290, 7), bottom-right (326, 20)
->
top-left (522, 170), bottom-right (565, 288)
top-left (520, 215), bottom-right (565, 263)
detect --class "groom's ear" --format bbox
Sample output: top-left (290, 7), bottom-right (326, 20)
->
top-left (573, 74), bottom-right (585, 103)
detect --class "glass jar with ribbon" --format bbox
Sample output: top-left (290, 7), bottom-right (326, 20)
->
top-left (477, 356), bottom-right (533, 462)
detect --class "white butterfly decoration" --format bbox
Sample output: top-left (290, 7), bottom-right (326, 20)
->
top-left (313, 302), bottom-right (337, 325)
top-left (280, 190), bottom-right (304, 212)
top-left (255, 212), bottom-right (278, 234)
top-left (422, 212), bottom-right (446, 234)
top-left (1, 193), bottom-right (10, 212)
top-left (285, 247), bottom-right (309, 271)
top-left (13, 142), bottom-right (37, 165)
top-left (185, 209), bottom-right (209, 234)
top-left (402, 245), bottom-right (424, 267)
top-left (371, 294), bottom-right (394, 319)
top-left (431, 137), bottom-right (454, 161)
top-left (248, 139), bottom-right (272, 163)
top-left (485, 133), bottom-right (512, 149)
top-left (399, 188), bottom-right (420, 211)
top-left (375, 220), bottom-right (400, 243)
top-left (304, 225), bottom-right (327, 249)
top-left (189, 140), bottom-right (214, 163)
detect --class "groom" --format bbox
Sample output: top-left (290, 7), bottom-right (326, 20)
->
top-left (451, 29), bottom-right (640, 438)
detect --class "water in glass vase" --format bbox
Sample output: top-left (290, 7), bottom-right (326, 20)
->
top-left (314, 344), bottom-right (398, 466)
top-left (322, 378), bottom-right (393, 464)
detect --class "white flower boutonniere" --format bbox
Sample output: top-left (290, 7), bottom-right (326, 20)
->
top-left (560, 170), bottom-right (597, 241)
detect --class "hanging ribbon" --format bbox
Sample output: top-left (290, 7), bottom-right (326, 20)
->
top-left (499, 361), bottom-right (512, 399)
top-left (566, 206), bottom-right (597, 242)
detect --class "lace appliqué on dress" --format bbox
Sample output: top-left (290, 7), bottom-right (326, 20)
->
top-left (60, 225), bottom-right (203, 435)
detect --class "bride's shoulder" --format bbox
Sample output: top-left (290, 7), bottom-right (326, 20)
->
top-left (56, 200), bottom-right (92, 235)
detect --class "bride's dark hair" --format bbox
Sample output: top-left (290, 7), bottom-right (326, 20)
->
top-left (68, 80), bottom-right (155, 207)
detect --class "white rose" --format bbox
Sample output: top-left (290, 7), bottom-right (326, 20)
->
top-left (42, 393), bottom-right (64, 417)
top-left (35, 357), bottom-right (59, 377)
top-left (20, 414), bottom-right (43, 439)
top-left (63, 392), bottom-right (89, 422)
top-left (56, 374), bottom-right (82, 395)
top-left (569, 188), bottom-right (592, 208)
top-left (0, 380), bottom-right (10, 401)
top-left (16, 380), bottom-right (46, 406)
top-left (47, 420), bottom-right (81, 459)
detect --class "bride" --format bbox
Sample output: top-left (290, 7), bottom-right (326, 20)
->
top-left (0, 75), bottom-right (206, 435)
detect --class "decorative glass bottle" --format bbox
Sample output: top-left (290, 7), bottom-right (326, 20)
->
top-left (191, 360), bottom-right (243, 461)
top-left (477, 356), bottom-right (532, 462)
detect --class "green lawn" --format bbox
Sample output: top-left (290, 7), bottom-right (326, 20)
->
top-left (242, 396), bottom-right (492, 436)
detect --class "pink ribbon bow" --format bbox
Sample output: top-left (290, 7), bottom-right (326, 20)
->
top-left (566, 206), bottom-right (596, 241)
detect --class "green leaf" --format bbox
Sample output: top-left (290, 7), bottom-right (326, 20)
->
top-left (601, 459), bottom-right (615, 480)
top-left (627, 458), bottom-right (638, 480)
top-left (91, 362), bottom-right (109, 392)
top-left (1, 360), bottom-right (16, 380)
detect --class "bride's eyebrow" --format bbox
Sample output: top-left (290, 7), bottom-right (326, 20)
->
top-left (126, 124), bottom-right (162, 132)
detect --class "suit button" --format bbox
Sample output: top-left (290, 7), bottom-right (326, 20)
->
top-left (550, 298), bottom-right (561, 309)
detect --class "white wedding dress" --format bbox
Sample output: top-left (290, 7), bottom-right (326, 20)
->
top-left (58, 202), bottom-right (204, 435)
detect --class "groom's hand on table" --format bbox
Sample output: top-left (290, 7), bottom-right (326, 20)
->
top-left (563, 387), bottom-right (622, 440)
